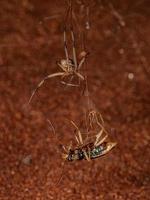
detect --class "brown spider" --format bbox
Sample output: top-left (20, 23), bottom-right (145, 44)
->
top-left (27, 1), bottom-right (89, 105)
top-left (28, 26), bottom-right (88, 105)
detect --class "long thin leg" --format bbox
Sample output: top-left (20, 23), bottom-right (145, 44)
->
top-left (83, 150), bottom-right (90, 161)
top-left (61, 81), bottom-right (79, 87)
top-left (95, 134), bottom-right (108, 146)
top-left (70, 120), bottom-right (83, 145)
top-left (78, 51), bottom-right (89, 70)
top-left (97, 113), bottom-right (105, 127)
top-left (94, 129), bottom-right (104, 146)
top-left (75, 135), bottom-right (80, 144)
top-left (84, 146), bottom-right (91, 161)
top-left (74, 71), bottom-right (85, 80)
top-left (78, 57), bottom-right (86, 70)
top-left (28, 72), bottom-right (64, 105)
top-left (67, 0), bottom-right (78, 71)
top-left (71, 29), bottom-right (78, 71)
top-left (63, 29), bottom-right (69, 67)
top-left (61, 75), bottom-right (79, 87)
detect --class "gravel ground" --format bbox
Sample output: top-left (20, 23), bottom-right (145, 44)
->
top-left (0, 0), bottom-right (150, 199)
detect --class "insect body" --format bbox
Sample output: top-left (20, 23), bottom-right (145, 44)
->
top-left (62, 114), bottom-right (117, 162)
top-left (63, 142), bottom-right (116, 161)
top-left (47, 111), bottom-right (116, 186)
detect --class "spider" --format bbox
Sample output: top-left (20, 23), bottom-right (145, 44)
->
top-left (28, 27), bottom-right (88, 105)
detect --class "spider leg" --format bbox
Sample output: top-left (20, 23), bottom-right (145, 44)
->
top-left (67, 74), bottom-right (75, 86)
top-left (71, 28), bottom-right (78, 71)
top-left (61, 75), bottom-right (76, 87)
top-left (61, 74), bottom-right (79, 87)
top-left (74, 71), bottom-right (85, 80)
top-left (28, 72), bottom-right (64, 105)
top-left (63, 28), bottom-right (69, 63)
top-left (78, 56), bottom-right (86, 70)
top-left (61, 81), bottom-right (79, 87)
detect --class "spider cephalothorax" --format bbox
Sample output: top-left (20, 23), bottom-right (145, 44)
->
top-left (59, 59), bottom-right (75, 73)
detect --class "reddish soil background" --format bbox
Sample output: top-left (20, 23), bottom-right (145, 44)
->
top-left (0, 0), bottom-right (150, 199)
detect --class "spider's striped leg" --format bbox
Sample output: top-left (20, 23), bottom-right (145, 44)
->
top-left (28, 72), bottom-right (64, 105)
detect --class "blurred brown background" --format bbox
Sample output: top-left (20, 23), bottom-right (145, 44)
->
top-left (0, 0), bottom-right (150, 199)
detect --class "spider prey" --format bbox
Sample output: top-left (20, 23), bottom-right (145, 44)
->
top-left (47, 111), bottom-right (116, 185)
top-left (62, 111), bottom-right (116, 162)
top-left (28, 4), bottom-right (87, 105)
